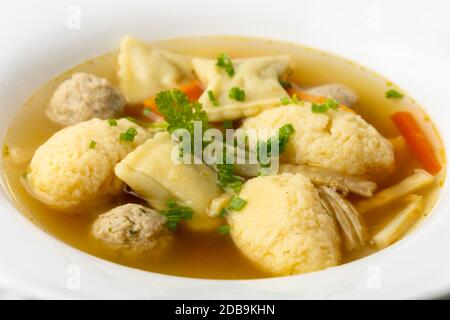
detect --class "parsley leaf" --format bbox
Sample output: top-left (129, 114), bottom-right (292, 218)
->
top-left (385, 89), bottom-right (404, 99)
top-left (216, 53), bottom-right (235, 76)
top-left (160, 199), bottom-right (193, 231)
top-left (155, 89), bottom-right (210, 157)
top-left (229, 87), bottom-right (245, 101)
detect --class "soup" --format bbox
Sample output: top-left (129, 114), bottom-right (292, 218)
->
top-left (1, 36), bottom-right (445, 279)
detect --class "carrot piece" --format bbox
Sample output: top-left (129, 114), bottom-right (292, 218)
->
top-left (142, 96), bottom-right (161, 116)
top-left (177, 80), bottom-right (203, 102)
top-left (142, 80), bottom-right (204, 118)
top-left (287, 88), bottom-right (355, 113)
top-left (391, 111), bottom-right (441, 175)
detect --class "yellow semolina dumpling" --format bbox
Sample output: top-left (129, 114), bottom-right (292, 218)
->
top-left (23, 118), bottom-right (150, 211)
top-left (192, 55), bottom-right (291, 122)
top-left (117, 36), bottom-right (195, 104)
top-left (227, 173), bottom-right (341, 275)
top-left (241, 103), bottom-right (394, 178)
top-left (115, 132), bottom-right (223, 231)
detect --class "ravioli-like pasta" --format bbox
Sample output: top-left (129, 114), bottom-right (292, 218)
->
top-left (117, 36), bottom-right (195, 104)
top-left (115, 132), bottom-right (223, 231)
top-left (192, 55), bottom-right (291, 121)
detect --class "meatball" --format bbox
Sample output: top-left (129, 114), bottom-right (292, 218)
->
top-left (92, 204), bottom-right (173, 252)
top-left (306, 84), bottom-right (358, 107)
top-left (227, 173), bottom-right (341, 275)
top-left (46, 72), bottom-right (126, 126)
top-left (241, 103), bottom-right (394, 177)
top-left (24, 118), bottom-right (150, 211)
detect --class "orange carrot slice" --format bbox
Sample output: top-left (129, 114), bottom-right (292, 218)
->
top-left (391, 111), bottom-right (441, 175)
top-left (142, 80), bottom-right (204, 118)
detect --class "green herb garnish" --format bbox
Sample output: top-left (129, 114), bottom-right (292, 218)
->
top-left (311, 98), bottom-right (340, 113)
top-left (257, 123), bottom-right (295, 175)
top-left (217, 162), bottom-right (245, 193)
top-left (208, 90), bottom-right (219, 106)
top-left (107, 119), bottom-right (117, 126)
top-left (385, 89), bottom-right (404, 99)
top-left (160, 199), bottom-right (193, 231)
top-left (155, 89), bottom-right (210, 157)
top-left (228, 195), bottom-right (247, 211)
top-left (216, 53), bottom-right (235, 76)
top-left (89, 140), bottom-right (96, 149)
top-left (229, 87), bottom-right (245, 101)
top-left (217, 224), bottom-right (230, 235)
top-left (119, 127), bottom-right (138, 142)
top-left (280, 97), bottom-right (291, 105)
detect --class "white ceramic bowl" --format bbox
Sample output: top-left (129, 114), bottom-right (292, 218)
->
top-left (1, 0), bottom-right (449, 299)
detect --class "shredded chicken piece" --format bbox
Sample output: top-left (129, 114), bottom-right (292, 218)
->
top-left (318, 186), bottom-right (368, 251)
top-left (280, 164), bottom-right (377, 197)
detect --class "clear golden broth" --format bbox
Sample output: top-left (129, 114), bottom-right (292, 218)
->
top-left (1, 36), bottom-right (446, 279)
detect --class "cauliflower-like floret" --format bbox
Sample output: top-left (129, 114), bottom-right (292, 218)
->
top-left (46, 72), bottom-right (126, 126)
top-left (241, 104), bottom-right (394, 177)
top-left (92, 204), bottom-right (173, 252)
top-left (24, 118), bottom-right (150, 211)
top-left (227, 173), bottom-right (341, 275)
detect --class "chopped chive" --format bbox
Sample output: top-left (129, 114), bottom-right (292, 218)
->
top-left (228, 195), bottom-right (247, 211)
top-left (216, 53), bottom-right (235, 77)
top-left (208, 90), bottom-right (219, 106)
top-left (119, 127), bottom-right (138, 142)
top-left (325, 98), bottom-right (339, 109)
top-left (386, 89), bottom-right (404, 99)
top-left (279, 123), bottom-right (295, 137)
top-left (229, 87), bottom-right (245, 102)
top-left (311, 102), bottom-right (328, 113)
top-left (217, 224), bottom-right (230, 235)
top-left (107, 119), bottom-right (117, 126)
top-left (89, 140), bottom-right (96, 149)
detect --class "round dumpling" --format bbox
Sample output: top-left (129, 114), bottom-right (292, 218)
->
top-left (46, 72), bottom-right (126, 126)
top-left (227, 173), bottom-right (341, 275)
top-left (24, 118), bottom-right (150, 211)
top-left (92, 204), bottom-right (173, 252)
top-left (241, 103), bottom-right (394, 177)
